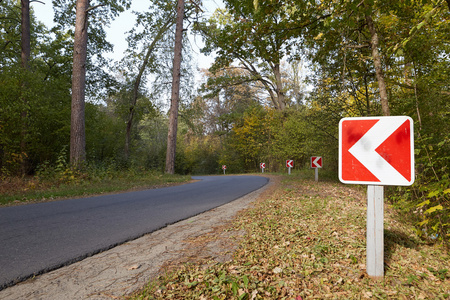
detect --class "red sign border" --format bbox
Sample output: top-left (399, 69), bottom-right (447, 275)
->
top-left (286, 160), bottom-right (294, 168)
top-left (311, 156), bottom-right (322, 168)
top-left (338, 116), bottom-right (414, 186)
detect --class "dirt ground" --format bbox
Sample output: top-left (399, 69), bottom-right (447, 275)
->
top-left (0, 175), bottom-right (277, 300)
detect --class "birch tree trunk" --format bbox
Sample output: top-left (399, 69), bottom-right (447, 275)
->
top-left (70, 0), bottom-right (89, 167)
top-left (366, 13), bottom-right (390, 116)
top-left (165, 0), bottom-right (184, 174)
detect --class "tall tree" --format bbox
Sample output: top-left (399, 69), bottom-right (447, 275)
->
top-left (198, 0), bottom-right (327, 110)
top-left (70, 0), bottom-right (89, 167)
top-left (20, 0), bottom-right (31, 173)
top-left (124, 4), bottom-right (176, 160)
top-left (21, 0), bottom-right (30, 70)
top-left (303, 0), bottom-right (392, 117)
top-left (60, 0), bottom-right (131, 167)
top-left (165, 0), bottom-right (184, 174)
top-left (200, 67), bottom-right (264, 135)
top-left (1, 0), bottom-right (75, 175)
top-left (365, 10), bottom-right (389, 116)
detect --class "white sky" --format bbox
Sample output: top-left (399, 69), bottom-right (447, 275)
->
top-left (31, 0), bottom-right (224, 70)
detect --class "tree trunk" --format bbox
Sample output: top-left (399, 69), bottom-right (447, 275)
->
top-left (366, 13), bottom-right (390, 116)
top-left (21, 0), bottom-right (30, 70)
top-left (20, 0), bottom-right (30, 174)
top-left (273, 63), bottom-right (286, 110)
top-left (165, 0), bottom-right (184, 174)
top-left (70, 0), bottom-right (89, 167)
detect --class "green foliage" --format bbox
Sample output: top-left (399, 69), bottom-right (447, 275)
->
top-left (180, 135), bottom-right (221, 175)
top-left (0, 0), bottom-right (74, 175)
top-left (303, 0), bottom-right (450, 244)
top-left (1, 161), bottom-right (191, 206)
top-left (229, 105), bottom-right (270, 170)
top-left (389, 133), bottom-right (450, 244)
top-left (196, 0), bottom-right (322, 110)
top-left (52, 0), bottom-right (132, 100)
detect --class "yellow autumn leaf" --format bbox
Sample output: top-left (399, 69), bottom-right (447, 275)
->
top-left (424, 205), bottom-right (443, 214)
top-left (314, 33), bottom-right (324, 40)
top-left (416, 200), bottom-right (430, 208)
top-left (427, 190), bottom-right (440, 198)
top-left (418, 219), bottom-right (429, 226)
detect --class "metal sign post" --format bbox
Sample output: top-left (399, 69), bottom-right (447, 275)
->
top-left (367, 185), bottom-right (384, 279)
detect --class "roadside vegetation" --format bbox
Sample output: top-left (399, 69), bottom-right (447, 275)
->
top-left (0, 161), bottom-right (190, 206)
top-left (130, 176), bottom-right (449, 300)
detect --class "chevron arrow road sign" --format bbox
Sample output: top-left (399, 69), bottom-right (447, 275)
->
top-left (286, 160), bottom-right (294, 168)
top-left (339, 116), bottom-right (414, 186)
top-left (311, 156), bottom-right (322, 168)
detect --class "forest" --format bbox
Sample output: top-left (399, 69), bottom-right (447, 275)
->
top-left (0, 0), bottom-right (449, 242)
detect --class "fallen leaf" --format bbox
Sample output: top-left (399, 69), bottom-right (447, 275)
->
top-left (127, 264), bottom-right (141, 270)
top-left (251, 290), bottom-right (258, 300)
top-left (273, 267), bottom-right (283, 274)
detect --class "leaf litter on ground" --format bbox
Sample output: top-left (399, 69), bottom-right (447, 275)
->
top-left (130, 176), bottom-right (449, 300)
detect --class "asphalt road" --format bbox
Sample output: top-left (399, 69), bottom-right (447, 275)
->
top-left (0, 175), bottom-right (268, 290)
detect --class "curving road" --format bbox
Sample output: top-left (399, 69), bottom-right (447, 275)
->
top-left (0, 175), bottom-right (268, 290)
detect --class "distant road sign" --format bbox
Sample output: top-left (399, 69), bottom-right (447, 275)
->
top-left (339, 116), bottom-right (414, 186)
top-left (260, 163), bottom-right (266, 169)
top-left (286, 160), bottom-right (294, 168)
top-left (222, 165), bottom-right (227, 170)
top-left (311, 156), bottom-right (322, 168)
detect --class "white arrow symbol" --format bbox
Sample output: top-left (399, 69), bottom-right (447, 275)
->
top-left (348, 117), bottom-right (409, 184)
top-left (312, 157), bottom-right (321, 168)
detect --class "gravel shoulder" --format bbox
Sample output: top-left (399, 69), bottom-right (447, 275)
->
top-left (0, 175), bottom-right (276, 300)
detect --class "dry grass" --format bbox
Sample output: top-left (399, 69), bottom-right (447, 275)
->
top-left (0, 173), bottom-right (191, 206)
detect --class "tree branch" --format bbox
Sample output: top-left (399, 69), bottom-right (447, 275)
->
top-left (86, 4), bottom-right (106, 13)
top-left (344, 44), bottom-right (370, 49)
top-left (271, 13), bottom-right (332, 34)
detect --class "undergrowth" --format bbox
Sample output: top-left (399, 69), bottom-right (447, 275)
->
top-left (387, 134), bottom-right (449, 245)
top-left (0, 156), bottom-right (190, 206)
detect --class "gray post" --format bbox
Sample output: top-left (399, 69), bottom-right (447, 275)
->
top-left (366, 185), bottom-right (384, 279)
top-left (315, 168), bottom-right (318, 182)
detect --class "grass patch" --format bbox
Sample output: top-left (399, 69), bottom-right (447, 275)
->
top-left (130, 176), bottom-right (449, 299)
top-left (0, 171), bottom-right (191, 206)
